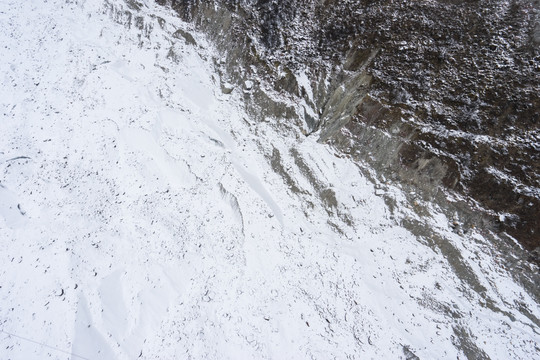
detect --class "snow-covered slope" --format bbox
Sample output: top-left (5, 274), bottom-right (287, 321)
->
top-left (0, 0), bottom-right (538, 359)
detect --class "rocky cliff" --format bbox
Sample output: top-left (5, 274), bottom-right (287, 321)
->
top-left (154, 0), bottom-right (540, 262)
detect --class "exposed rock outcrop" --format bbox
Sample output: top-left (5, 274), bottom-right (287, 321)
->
top-left (155, 0), bottom-right (540, 261)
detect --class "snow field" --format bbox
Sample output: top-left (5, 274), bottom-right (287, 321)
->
top-left (0, 0), bottom-right (538, 359)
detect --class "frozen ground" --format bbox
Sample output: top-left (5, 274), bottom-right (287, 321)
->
top-left (0, 0), bottom-right (538, 359)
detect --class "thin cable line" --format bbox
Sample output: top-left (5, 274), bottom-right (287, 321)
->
top-left (1, 330), bottom-right (90, 360)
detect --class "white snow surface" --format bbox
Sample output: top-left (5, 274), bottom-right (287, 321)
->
top-left (0, 1), bottom-right (538, 359)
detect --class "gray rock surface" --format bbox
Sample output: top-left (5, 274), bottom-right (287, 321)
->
top-left (156, 0), bottom-right (540, 262)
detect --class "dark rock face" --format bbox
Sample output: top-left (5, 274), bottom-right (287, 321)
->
top-left (157, 0), bottom-right (540, 258)
top-left (325, 0), bottom-right (540, 253)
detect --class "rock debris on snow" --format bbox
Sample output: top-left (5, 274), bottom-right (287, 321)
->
top-left (0, 1), bottom-right (538, 360)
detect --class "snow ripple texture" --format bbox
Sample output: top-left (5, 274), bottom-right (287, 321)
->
top-left (0, 0), bottom-right (538, 359)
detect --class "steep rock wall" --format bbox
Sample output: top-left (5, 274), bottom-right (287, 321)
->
top-left (154, 0), bottom-right (540, 261)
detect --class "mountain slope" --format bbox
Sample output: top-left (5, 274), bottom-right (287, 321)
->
top-left (162, 0), bottom-right (540, 255)
top-left (0, 1), bottom-right (538, 359)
